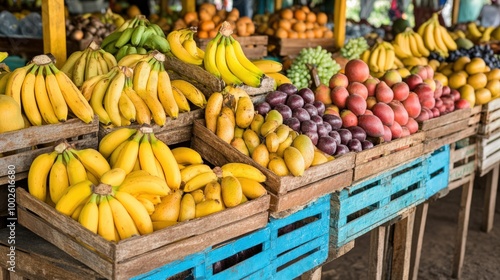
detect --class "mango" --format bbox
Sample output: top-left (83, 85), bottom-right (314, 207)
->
top-left (465, 58), bottom-right (486, 75)
top-left (221, 176), bottom-right (243, 207)
top-left (252, 143), bottom-right (270, 168)
top-left (268, 156), bottom-right (290, 176)
top-left (283, 146), bottom-right (305, 177)
top-left (291, 134), bottom-right (315, 169)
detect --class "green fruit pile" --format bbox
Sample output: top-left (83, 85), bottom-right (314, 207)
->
top-left (340, 37), bottom-right (369, 60)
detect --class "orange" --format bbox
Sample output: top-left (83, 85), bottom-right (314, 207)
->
top-left (183, 11), bottom-right (198, 25)
top-left (279, 19), bottom-right (292, 31)
top-left (199, 20), bottom-right (215, 32)
top-left (306, 12), bottom-right (316, 23)
top-left (294, 9), bottom-right (306, 21)
top-left (313, 28), bottom-right (324, 38)
top-left (305, 21), bottom-right (314, 30)
top-left (323, 30), bottom-right (333, 38)
top-left (198, 9), bottom-right (212, 21)
top-left (305, 29), bottom-right (315, 38)
top-left (300, 5), bottom-right (311, 13)
top-left (288, 30), bottom-right (299, 38)
top-left (275, 28), bottom-right (288, 38)
top-left (316, 12), bottom-right (328, 25)
top-left (280, 8), bottom-right (293, 20)
top-left (292, 21), bottom-right (306, 33)
top-left (197, 30), bottom-right (209, 39)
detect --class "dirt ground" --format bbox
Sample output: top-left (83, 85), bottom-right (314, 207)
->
top-left (321, 180), bottom-right (500, 280)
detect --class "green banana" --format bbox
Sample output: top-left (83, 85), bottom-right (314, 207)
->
top-left (138, 26), bottom-right (155, 47)
top-left (101, 31), bottom-right (123, 50)
top-left (115, 28), bottom-right (134, 48)
top-left (149, 23), bottom-right (165, 38)
top-left (131, 25), bottom-right (146, 46)
top-left (144, 34), bottom-right (170, 53)
top-left (116, 45), bottom-right (130, 61)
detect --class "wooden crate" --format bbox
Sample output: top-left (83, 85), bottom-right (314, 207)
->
top-left (478, 97), bottom-right (500, 136)
top-left (191, 120), bottom-right (354, 213)
top-left (196, 35), bottom-right (268, 59)
top-left (447, 137), bottom-right (477, 192)
top-left (164, 55), bottom-right (274, 99)
top-left (353, 132), bottom-right (425, 182)
top-left (16, 187), bottom-right (270, 280)
top-left (424, 145), bottom-right (450, 200)
top-left (0, 226), bottom-right (104, 280)
top-left (267, 36), bottom-right (336, 57)
top-left (476, 129), bottom-right (500, 176)
top-left (0, 117), bottom-right (99, 185)
top-left (330, 155), bottom-right (428, 248)
top-left (419, 107), bottom-right (479, 154)
top-left (98, 109), bottom-right (203, 145)
top-left (267, 194), bottom-right (330, 279)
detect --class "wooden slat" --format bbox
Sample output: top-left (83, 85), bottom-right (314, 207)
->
top-left (391, 209), bottom-right (415, 280)
top-left (452, 178), bottom-right (474, 278)
top-left (355, 132), bottom-right (425, 164)
top-left (482, 164), bottom-right (499, 233)
top-left (41, 0), bottom-right (66, 67)
top-left (410, 202), bottom-right (428, 280)
top-left (268, 37), bottom-right (336, 57)
top-left (419, 108), bottom-right (471, 131)
top-left (368, 226), bottom-right (386, 280)
top-left (333, 0), bottom-right (346, 48)
top-left (423, 126), bottom-right (476, 154)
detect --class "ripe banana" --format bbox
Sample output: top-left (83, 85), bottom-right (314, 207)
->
top-left (170, 79), bottom-right (207, 108)
top-left (113, 131), bottom-right (143, 174)
top-left (114, 191), bottom-right (153, 234)
top-left (21, 65), bottom-right (43, 126)
top-left (107, 195), bottom-right (140, 240)
top-left (64, 150), bottom-right (88, 186)
top-left (6, 64), bottom-right (32, 106)
top-left (118, 174), bottom-right (170, 196)
top-left (203, 33), bottom-right (222, 79)
top-left (150, 133), bottom-right (181, 190)
top-left (224, 36), bottom-right (262, 88)
top-left (28, 151), bottom-right (58, 201)
top-left (78, 193), bottom-right (99, 234)
top-left (123, 79), bottom-right (152, 125)
top-left (138, 133), bottom-right (159, 177)
top-left (252, 59), bottom-right (283, 73)
top-left (167, 29), bottom-right (203, 65)
top-left (70, 148), bottom-right (111, 179)
top-left (171, 85), bottom-right (191, 113)
top-left (104, 67), bottom-right (126, 126)
top-left (55, 180), bottom-right (93, 216)
top-left (49, 154), bottom-right (70, 204)
top-left (183, 171), bottom-right (218, 192)
top-left (97, 195), bottom-right (119, 242)
top-left (157, 63), bottom-right (179, 119)
top-left (171, 147), bottom-right (203, 165)
top-left (220, 163), bottom-right (266, 183)
top-left (236, 177), bottom-right (267, 199)
top-left (214, 35), bottom-right (243, 86)
top-left (99, 127), bottom-right (137, 159)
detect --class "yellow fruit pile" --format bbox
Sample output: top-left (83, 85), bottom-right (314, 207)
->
top-left (361, 41), bottom-right (399, 76)
top-left (417, 13), bottom-right (457, 57)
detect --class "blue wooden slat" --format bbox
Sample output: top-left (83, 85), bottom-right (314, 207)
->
top-left (208, 251), bottom-right (272, 280)
top-left (425, 145), bottom-right (450, 199)
top-left (207, 228), bottom-right (270, 263)
top-left (131, 250), bottom-right (207, 280)
top-left (268, 195), bottom-right (330, 230)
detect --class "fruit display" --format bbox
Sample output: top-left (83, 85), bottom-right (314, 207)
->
top-left (166, 28), bottom-right (205, 65)
top-left (416, 13), bottom-right (457, 57)
top-left (360, 40), bottom-right (397, 75)
top-left (100, 15), bottom-right (170, 61)
top-left (59, 41), bottom-right (117, 88)
top-left (202, 21), bottom-right (264, 87)
top-left (0, 54), bottom-right (94, 126)
top-left (455, 21), bottom-right (500, 44)
top-left (256, 5), bottom-right (332, 39)
top-left (65, 13), bottom-right (118, 45)
top-left (340, 37), bottom-right (370, 60)
top-left (286, 46), bottom-right (341, 89)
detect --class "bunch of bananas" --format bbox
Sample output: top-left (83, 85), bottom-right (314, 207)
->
top-left (101, 15), bottom-right (170, 61)
top-left (206, 91), bottom-right (331, 177)
top-left (0, 54), bottom-right (94, 126)
top-left (203, 21), bottom-right (264, 88)
top-left (60, 41), bottom-right (117, 88)
top-left (55, 167), bottom-right (168, 241)
top-left (0, 52), bottom-right (8, 63)
top-left (464, 22), bottom-right (499, 43)
top-left (417, 13), bottom-right (457, 57)
top-left (151, 162), bottom-right (268, 230)
top-left (27, 141), bottom-right (111, 205)
top-left (393, 28), bottom-right (430, 59)
top-left (166, 28), bottom-right (205, 65)
top-left (361, 41), bottom-right (398, 74)
top-left (252, 59), bottom-right (291, 89)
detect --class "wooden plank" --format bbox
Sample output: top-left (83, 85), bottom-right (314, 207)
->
top-left (327, 240), bottom-right (355, 261)
top-left (391, 209), bottom-right (415, 280)
top-left (41, 0), bottom-right (66, 67)
top-left (355, 132), bottom-right (425, 164)
top-left (424, 119), bottom-right (470, 139)
top-left (419, 108), bottom-right (471, 131)
top-left (423, 126), bottom-right (476, 154)
top-left (181, 0), bottom-right (195, 13)
top-left (268, 37), bottom-right (337, 57)
top-left (410, 202), bottom-right (428, 280)
top-left (334, 0), bottom-right (346, 48)
top-left (482, 163), bottom-right (499, 233)
top-left (368, 226), bottom-right (386, 280)
top-left (452, 178), bottom-right (474, 279)
top-left (448, 175), bottom-right (474, 192)
top-left (300, 266), bottom-right (322, 280)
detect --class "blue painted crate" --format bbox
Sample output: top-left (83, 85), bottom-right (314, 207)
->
top-left (131, 250), bottom-right (207, 280)
top-left (330, 156), bottom-right (427, 248)
top-left (267, 194), bottom-right (330, 279)
top-left (424, 145), bottom-right (450, 199)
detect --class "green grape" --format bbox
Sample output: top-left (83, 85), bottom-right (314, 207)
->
top-left (340, 37), bottom-right (370, 60)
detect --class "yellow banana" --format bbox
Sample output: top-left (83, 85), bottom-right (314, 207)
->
top-left (60, 50), bottom-right (84, 78)
top-left (423, 20), bottom-right (437, 51)
top-left (132, 59), bottom-right (152, 98)
top-left (178, 193), bottom-right (196, 222)
top-left (138, 80), bottom-right (167, 126)
top-left (385, 47), bottom-right (395, 71)
top-left (90, 75), bottom-right (113, 125)
top-left (99, 127), bottom-right (137, 159)
top-left (440, 25), bottom-right (458, 51)
top-left (34, 67), bottom-right (60, 124)
top-left (97, 195), bottom-right (118, 241)
top-left (182, 31), bottom-right (204, 60)
top-left (64, 150), bottom-right (88, 186)
top-left (113, 131), bottom-right (143, 174)
top-left (215, 36), bottom-right (243, 86)
top-left (170, 79), bottom-right (207, 108)
top-left (203, 32), bottom-right (222, 79)
top-left (251, 59), bottom-right (283, 73)
top-left (171, 85), bottom-right (191, 112)
top-left (109, 140), bottom-right (128, 167)
top-left (467, 22), bottom-right (482, 40)
top-left (136, 196), bottom-right (155, 215)
top-left (417, 20), bottom-right (429, 38)
top-left (49, 154), bottom-right (70, 204)
top-left (28, 151), bottom-right (58, 201)
top-left (85, 52), bottom-right (100, 83)
top-left (157, 64), bottom-right (179, 119)
top-left (80, 71), bottom-right (107, 101)
top-left (266, 72), bottom-right (292, 88)
top-left (71, 200), bottom-right (86, 220)
top-left (69, 148), bottom-right (111, 179)
top-left (5, 64), bottom-right (32, 106)
top-left (100, 167), bottom-right (127, 187)
top-left (107, 195), bottom-right (140, 240)
top-left (86, 170), bottom-right (99, 185)
top-left (55, 180), bottom-right (93, 216)
top-left (205, 91), bottom-right (224, 133)
top-left (433, 22), bottom-right (448, 54)
top-left (150, 133), bottom-right (181, 190)
top-left (180, 164), bottom-right (213, 184)
top-left (21, 65), bottom-right (42, 126)
top-left (72, 48), bottom-right (90, 87)
top-left (392, 43), bottom-right (411, 59)
top-left (123, 79), bottom-right (151, 125)
top-left (44, 65), bottom-right (69, 122)
top-left (368, 44), bottom-right (381, 72)
top-left (236, 177), bottom-right (267, 199)
top-left (118, 88), bottom-right (136, 122)
top-left (183, 171), bottom-right (218, 192)
top-left (114, 191), bottom-right (153, 234)
top-left (407, 32), bottom-right (421, 57)
top-left (138, 134), bottom-right (159, 177)
top-left (171, 147), bottom-right (203, 165)
top-left (117, 53), bottom-right (149, 67)
top-left (150, 190), bottom-right (183, 222)
top-left (104, 68), bottom-right (126, 126)
top-left (118, 174), bottom-right (170, 196)
top-left (101, 50), bottom-right (118, 70)
top-left (224, 37), bottom-right (262, 87)
top-left (0, 72), bottom-right (13, 94)
top-left (167, 29), bottom-right (203, 65)
top-left (154, 157), bottom-right (166, 181)
top-left (95, 51), bottom-right (109, 75)
top-left (220, 163), bottom-right (266, 182)
top-left (361, 49), bottom-right (371, 63)
top-left (195, 199), bottom-right (224, 218)
top-left (412, 32), bottom-right (430, 57)
top-left (78, 193), bottom-right (99, 234)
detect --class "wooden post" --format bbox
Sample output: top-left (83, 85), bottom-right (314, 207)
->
top-left (368, 226), bottom-right (387, 280)
top-left (41, 0), bottom-right (66, 68)
top-left (410, 202), bottom-right (429, 280)
top-left (334, 0), bottom-right (346, 48)
top-left (452, 178), bottom-right (474, 278)
top-left (452, 0), bottom-right (460, 25)
top-left (482, 163), bottom-right (499, 233)
top-left (391, 210), bottom-right (415, 280)
top-left (182, 0), bottom-right (196, 13)
top-left (275, 0), bottom-right (283, 11)
top-left (160, 0), bottom-right (169, 17)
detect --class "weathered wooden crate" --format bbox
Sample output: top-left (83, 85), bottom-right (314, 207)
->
top-left (476, 128), bottom-right (500, 176)
top-left (196, 35), bottom-right (268, 59)
top-left (447, 137), bottom-right (477, 192)
top-left (424, 145), bottom-right (450, 200)
top-left (478, 97), bottom-right (500, 136)
top-left (16, 186), bottom-right (270, 280)
top-left (98, 109), bottom-right (203, 145)
top-left (267, 194), bottom-right (330, 279)
top-left (191, 119), bottom-right (354, 213)
top-left (0, 117), bottom-right (99, 185)
top-left (267, 36), bottom-right (336, 57)
top-left (330, 155), bottom-right (427, 248)
top-left (164, 55), bottom-right (274, 99)
top-left (0, 226), bottom-right (105, 280)
top-left (419, 107), bottom-right (479, 154)
top-left (353, 132), bottom-right (425, 182)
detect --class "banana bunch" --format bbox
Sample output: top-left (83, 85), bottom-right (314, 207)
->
top-left (151, 162), bottom-right (268, 230)
top-left (417, 13), bottom-right (457, 57)
top-left (100, 14), bottom-right (170, 61)
top-left (0, 52), bottom-right (8, 63)
top-left (361, 40), bottom-right (397, 74)
top-left (392, 28), bottom-right (430, 59)
top-left (59, 41), bottom-right (117, 88)
top-left (252, 59), bottom-right (291, 89)
top-left (167, 28), bottom-right (205, 66)
top-left (465, 22), bottom-right (496, 43)
top-left (27, 141), bottom-right (111, 205)
top-left (203, 21), bottom-right (264, 88)
top-left (0, 54), bottom-right (94, 126)
top-left (56, 167), bottom-right (170, 241)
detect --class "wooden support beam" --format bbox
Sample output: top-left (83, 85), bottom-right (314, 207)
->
top-left (452, 0), bottom-right (460, 25)
top-left (275, 0), bottom-right (283, 11)
top-left (41, 0), bottom-right (66, 68)
top-left (482, 163), bottom-right (499, 233)
top-left (410, 202), bottom-right (429, 280)
top-left (182, 0), bottom-right (196, 13)
top-left (334, 0), bottom-right (346, 48)
top-left (391, 210), bottom-right (415, 280)
top-left (453, 178), bottom-right (474, 278)
top-left (369, 226), bottom-right (387, 280)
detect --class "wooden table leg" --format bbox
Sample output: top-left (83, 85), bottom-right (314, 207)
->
top-left (300, 266), bottom-right (322, 280)
top-left (482, 163), bottom-right (499, 233)
top-left (368, 226), bottom-right (388, 280)
top-left (410, 202), bottom-right (429, 280)
top-left (391, 210), bottom-right (415, 280)
top-left (453, 178), bottom-right (474, 278)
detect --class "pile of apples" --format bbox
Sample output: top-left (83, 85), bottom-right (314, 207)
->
top-left (313, 59), bottom-right (471, 143)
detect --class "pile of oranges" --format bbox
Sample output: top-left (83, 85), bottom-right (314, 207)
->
top-left (257, 6), bottom-right (332, 39)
